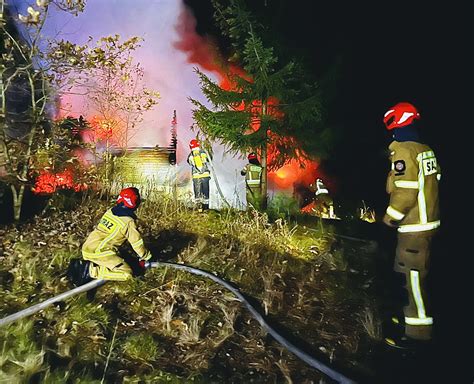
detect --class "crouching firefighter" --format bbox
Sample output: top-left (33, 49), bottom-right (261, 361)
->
top-left (382, 102), bottom-right (440, 349)
top-left (187, 139), bottom-right (211, 211)
top-left (310, 178), bottom-right (336, 219)
top-left (68, 187), bottom-right (152, 286)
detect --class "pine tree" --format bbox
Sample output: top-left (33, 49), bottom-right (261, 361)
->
top-left (191, 0), bottom-right (331, 209)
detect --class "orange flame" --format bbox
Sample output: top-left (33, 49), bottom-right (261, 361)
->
top-left (33, 168), bottom-right (87, 194)
top-left (80, 116), bottom-right (125, 145)
top-left (178, 6), bottom-right (335, 192)
top-left (301, 201), bottom-right (317, 214)
top-left (268, 158), bottom-right (320, 190)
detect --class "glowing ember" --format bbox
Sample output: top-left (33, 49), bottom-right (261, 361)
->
top-left (301, 201), bottom-right (317, 214)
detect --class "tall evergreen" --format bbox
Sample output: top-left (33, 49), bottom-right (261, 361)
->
top-left (191, 0), bottom-right (331, 208)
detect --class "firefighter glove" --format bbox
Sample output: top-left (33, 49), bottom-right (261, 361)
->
top-left (382, 213), bottom-right (399, 228)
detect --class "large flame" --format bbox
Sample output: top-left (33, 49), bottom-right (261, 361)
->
top-left (269, 158), bottom-right (320, 190)
top-left (174, 8), bottom-right (322, 192)
top-left (216, 66), bottom-right (321, 191)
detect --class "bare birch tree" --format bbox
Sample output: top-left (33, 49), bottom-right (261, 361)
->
top-left (0, 0), bottom-right (86, 220)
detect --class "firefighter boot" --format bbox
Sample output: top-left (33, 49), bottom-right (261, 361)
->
top-left (384, 332), bottom-right (432, 351)
top-left (384, 310), bottom-right (432, 351)
top-left (196, 202), bottom-right (203, 212)
top-left (67, 259), bottom-right (93, 287)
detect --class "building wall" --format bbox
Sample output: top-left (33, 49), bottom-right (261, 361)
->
top-left (111, 147), bottom-right (178, 198)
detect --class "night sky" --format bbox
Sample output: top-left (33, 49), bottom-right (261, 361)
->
top-left (186, 0), bottom-right (473, 379)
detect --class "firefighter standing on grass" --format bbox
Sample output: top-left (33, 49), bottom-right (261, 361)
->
top-left (187, 139), bottom-right (211, 211)
top-left (69, 187), bottom-right (152, 285)
top-left (241, 152), bottom-right (263, 210)
top-left (382, 102), bottom-right (440, 349)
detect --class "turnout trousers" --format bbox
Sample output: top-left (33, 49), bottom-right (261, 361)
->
top-left (83, 251), bottom-right (133, 281)
top-left (192, 176), bottom-right (210, 209)
top-left (246, 185), bottom-right (263, 210)
top-left (394, 230), bottom-right (436, 340)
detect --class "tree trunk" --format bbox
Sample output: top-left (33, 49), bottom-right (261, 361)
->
top-left (261, 102), bottom-right (268, 210)
top-left (0, 73), bottom-right (7, 172)
top-left (261, 144), bottom-right (268, 210)
top-left (13, 79), bottom-right (41, 221)
top-left (10, 184), bottom-right (24, 221)
top-left (0, 27), bottom-right (10, 176)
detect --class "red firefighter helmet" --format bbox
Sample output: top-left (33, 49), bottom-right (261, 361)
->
top-left (247, 152), bottom-right (257, 161)
top-left (117, 187), bottom-right (141, 209)
top-left (383, 102), bottom-right (420, 130)
top-left (189, 139), bottom-right (200, 149)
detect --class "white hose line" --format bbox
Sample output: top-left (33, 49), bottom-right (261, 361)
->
top-left (205, 150), bottom-right (231, 208)
top-left (0, 262), bottom-right (356, 383)
top-left (147, 261), bottom-right (356, 384)
top-left (0, 279), bottom-right (107, 327)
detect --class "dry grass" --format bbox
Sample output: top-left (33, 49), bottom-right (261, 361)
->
top-left (123, 333), bottom-right (160, 363)
top-left (0, 189), bottom-right (374, 382)
top-left (275, 358), bottom-right (294, 384)
top-left (260, 265), bottom-right (284, 315)
top-left (0, 321), bottom-right (45, 381)
top-left (359, 306), bottom-right (382, 340)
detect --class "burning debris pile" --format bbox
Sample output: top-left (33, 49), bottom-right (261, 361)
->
top-left (33, 168), bottom-right (87, 194)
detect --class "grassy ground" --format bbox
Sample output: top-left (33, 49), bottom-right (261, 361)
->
top-left (0, 192), bottom-right (383, 383)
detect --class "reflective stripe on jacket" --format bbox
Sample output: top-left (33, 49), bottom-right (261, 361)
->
top-left (385, 141), bottom-right (440, 233)
top-left (242, 164), bottom-right (263, 186)
top-left (82, 208), bottom-right (150, 259)
top-left (187, 149), bottom-right (210, 178)
top-left (315, 180), bottom-right (329, 196)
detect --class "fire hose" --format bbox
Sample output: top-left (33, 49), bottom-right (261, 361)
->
top-left (0, 261), bottom-right (356, 384)
top-left (204, 150), bottom-right (231, 208)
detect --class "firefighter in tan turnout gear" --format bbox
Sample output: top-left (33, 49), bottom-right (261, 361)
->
top-left (69, 187), bottom-right (152, 285)
top-left (241, 152), bottom-right (263, 210)
top-left (382, 102), bottom-right (440, 349)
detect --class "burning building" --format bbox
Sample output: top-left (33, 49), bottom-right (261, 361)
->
top-left (110, 111), bottom-right (178, 198)
top-left (111, 146), bottom-right (177, 196)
